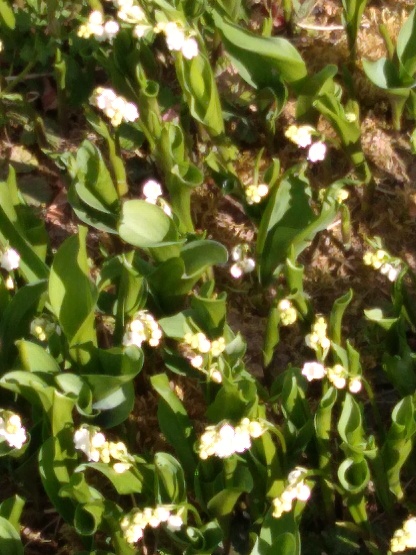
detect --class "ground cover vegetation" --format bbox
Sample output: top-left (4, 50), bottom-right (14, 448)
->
top-left (0, 0), bottom-right (416, 553)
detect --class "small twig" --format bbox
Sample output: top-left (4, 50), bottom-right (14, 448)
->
top-left (295, 21), bottom-right (344, 31)
top-left (326, 218), bottom-right (341, 231)
top-left (4, 71), bottom-right (54, 82)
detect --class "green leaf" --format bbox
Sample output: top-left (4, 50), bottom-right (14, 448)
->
top-left (0, 172), bottom-right (48, 283)
top-left (364, 308), bottom-right (399, 330)
top-left (39, 434), bottom-right (77, 523)
top-left (0, 280), bottom-right (47, 368)
top-left (0, 496), bottom-right (25, 533)
top-left (257, 167), bottom-right (313, 283)
top-left (0, 516), bottom-right (23, 555)
top-left (0, 0), bottom-right (15, 29)
top-left (155, 452), bottom-right (187, 504)
top-left (338, 457), bottom-right (370, 494)
top-left (380, 396), bottom-right (416, 499)
top-left (337, 394), bottom-right (366, 455)
top-left (176, 51), bottom-right (225, 137)
top-left (250, 509), bottom-right (300, 555)
top-left (212, 10), bottom-right (307, 87)
top-left (151, 373), bottom-right (197, 479)
top-left (91, 382), bottom-right (135, 428)
top-left (16, 340), bottom-right (60, 373)
top-left (397, 7), bottom-right (416, 79)
top-left (118, 200), bottom-right (180, 249)
top-left (74, 463), bottom-right (147, 495)
top-left (49, 227), bottom-right (98, 363)
top-left (362, 58), bottom-right (410, 90)
top-left (74, 141), bottom-right (119, 213)
top-left (180, 240), bottom-right (228, 277)
top-left (329, 289), bottom-right (353, 345)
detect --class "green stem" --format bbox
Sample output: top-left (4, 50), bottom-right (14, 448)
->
top-left (169, 185), bottom-right (194, 233)
top-left (54, 48), bottom-right (67, 134)
top-left (112, 130), bottom-right (128, 197)
top-left (223, 457), bottom-right (237, 488)
top-left (379, 24), bottom-right (395, 60)
top-left (315, 385), bottom-right (336, 522)
top-left (3, 60), bottom-right (36, 94)
top-left (390, 97), bottom-right (406, 131)
top-left (340, 204), bottom-right (351, 250)
top-left (283, 0), bottom-right (292, 26)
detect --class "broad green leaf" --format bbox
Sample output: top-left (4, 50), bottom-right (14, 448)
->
top-left (91, 382), bottom-right (135, 428)
top-left (0, 496), bottom-right (24, 533)
top-left (0, 0), bottom-right (15, 29)
top-left (16, 340), bottom-right (60, 373)
top-left (74, 141), bottom-right (119, 213)
top-left (148, 258), bottom-right (194, 312)
top-left (0, 280), bottom-right (47, 368)
top-left (263, 303), bottom-right (280, 367)
top-left (341, 0), bottom-right (369, 56)
top-left (329, 289), bottom-right (353, 345)
top-left (337, 394), bottom-right (369, 457)
top-left (118, 200), bottom-right (180, 249)
top-left (151, 373), bottom-right (197, 479)
top-left (0, 516), bottom-right (23, 555)
top-left (0, 173), bottom-right (48, 283)
top-left (207, 488), bottom-right (246, 520)
top-left (338, 457), bottom-right (370, 494)
top-left (74, 463), bottom-right (148, 495)
top-left (362, 58), bottom-right (411, 90)
top-left (176, 51), bottom-right (224, 137)
top-left (294, 64), bottom-right (338, 120)
top-left (364, 308), bottom-right (399, 330)
top-left (67, 185), bottom-right (118, 234)
top-left (191, 286), bottom-right (227, 337)
top-left (155, 452), bottom-right (187, 504)
top-left (158, 312), bottom-right (192, 338)
top-left (313, 93), bottom-right (361, 145)
top-left (74, 502), bottom-right (105, 536)
top-left (212, 10), bottom-right (307, 87)
top-left (381, 396), bottom-right (416, 499)
top-left (257, 167), bottom-right (313, 283)
top-left (250, 509), bottom-right (300, 555)
top-left (39, 435), bottom-right (77, 523)
top-left (397, 7), bottom-right (416, 79)
top-left (180, 240), bottom-right (228, 277)
top-left (49, 227), bottom-right (98, 362)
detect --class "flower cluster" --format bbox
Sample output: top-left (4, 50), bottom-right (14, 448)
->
top-left (272, 467), bottom-right (311, 519)
top-left (123, 310), bottom-right (163, 349)
top-left (390, 516), bottom-right (416, 552)
top-left (74, 426), bottom-right (133, 473)
top-left (305, 316), bottom-right (330, 353)
top-left (245, 183), bottom-right (269, 205)
top-left (30, 315), bottom-right (60, 342)
top-left (121, 506), bottom-right (184, 544)
top-left (230, 244), bottom-right (256, 279)
top-left (285, 125), bottom-right (315, 148)
top-left (197, 418), bottom-right (266, 459)
top-left (184, 332), bottom-right (225, 357)
top-left (77, 11), bottom-right (119, 41)
top-left (363, 248), bottom-right (401, 282)
top-left (182, 332), bottom-right (226, 382)
top-left (142, 179), bottom-right (172, 216)
top-left (0, 410), bottom-right (27, 450)
top-left (285, 124), bottom-right (327, 163)
top-left (277, 299), bottom-right (297, 326)
top-left (113, 0), bottom-right (146, 23)
top-left (90, 87), bottom-right (139, 127)
top-left (301, 362), bottom-right (362, 393)
top-left (1, 247), bottom-right (20, 272)
top-left (156, 21), bottom-right (199, 59)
